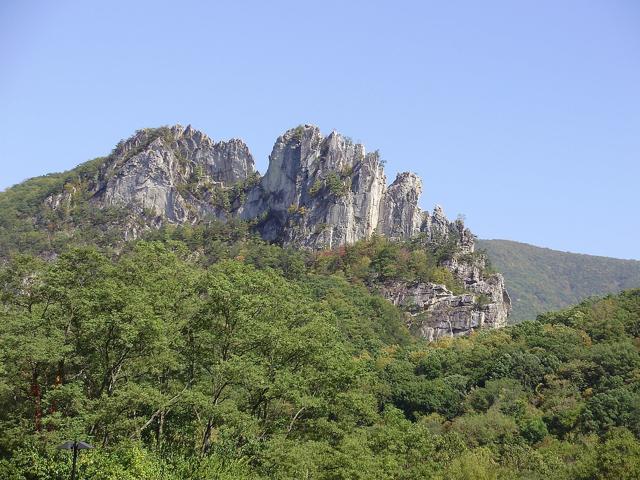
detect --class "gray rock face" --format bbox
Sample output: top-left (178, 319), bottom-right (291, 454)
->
top-left (73, 124), bottom-right (432, 249)
top-left (380, 272), bottom-right (511, 341)
top-left (44, 125), bottom-right (256, 240)
top-left (173, 124), bottom-right (254, 185)
top-left (44, 123), bottom-right (511, 338)
top-left (382, 205), bottom-right (511, 340)
top-left (378, 172), bottom-right (424, 240)
top-left (101, 135), bottom-right (192, 223)
top-left (90, 125), bottom-right (255, 228)
top-left (239, 125), bottom-right (424, 248)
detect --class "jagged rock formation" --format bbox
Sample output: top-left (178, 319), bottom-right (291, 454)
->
top-left (44, 125), bottom-right (257, 239)
top-left (378, 172), bottom-right (424, 241)
top-left (99, 125), bottom-right (255, 224)
top-left (41, 123), bottom-right (510, 339)
top-left (239, 125), bottom-right (424, 248)
top-left (381, 271), bottom-right (511, 341)
top-left (379, 209), bottom-right (511, 340)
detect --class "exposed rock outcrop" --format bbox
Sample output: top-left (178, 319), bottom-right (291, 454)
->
top-left (376, 205), bottom-right (511, 340)
top-left (43, 123), bottom-right (511, 339)
top-left (99, 125), bottom-right (255, 224)
top-left (45, 125), bottom-right (256, 238)
top-left (380, 274), bottom-right (511, 341)
top-left (378, 172), bottom-right (424, 240)
top-left (239, 125), bottom-right (424, 249)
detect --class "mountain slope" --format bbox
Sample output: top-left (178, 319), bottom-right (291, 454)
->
top-left (2, 242), bottom-right (639, 478)
top-left (0, 124), bottom-right (511, 340)
top-left (478, 239), bottom-right (640, 321)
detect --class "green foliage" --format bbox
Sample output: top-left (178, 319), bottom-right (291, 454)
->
top-left (291, 125), bottom-right (305, 140)
top-left (0, 199), bottom-right (639, 478)
top-left (430, 267), bottom-right (465, 294)
top-left (325, 172), bottom-right (351, 197)
top-left (0, 156), bottom-right (111, 257)
top-left (312, 236), bottom-right (465, 293)
top-left (0, 127), bottom-right (185, 259)
top-left (230, 172), bottom-right (260, 205)
top-left (478, 239), bottom-right (640, 322)
top-left (307, 167), bottom-right (353, 199)
top-left (209, 185), bottom-right (231, 211)
top-left (308, 179), bottom-right (323, 197)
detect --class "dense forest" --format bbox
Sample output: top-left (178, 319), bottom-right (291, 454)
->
top-left (479, 239), bottom-right (640, 321)
top-left (1, 225), bottom-right (639, 479)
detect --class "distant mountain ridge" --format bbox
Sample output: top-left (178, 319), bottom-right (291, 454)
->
top-left (478, 239), bottom-right (640, 321)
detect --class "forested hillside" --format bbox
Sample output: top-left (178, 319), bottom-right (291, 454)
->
top-left (1, 228), bottom-right (639, 479)
top-left (478, 239), bottom-right (640, 321)
top-left (0, 125), bottom-right (512, 343)
top-left (0, 127), bottom-right (638, 479)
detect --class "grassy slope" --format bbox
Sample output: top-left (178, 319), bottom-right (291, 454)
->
top-left (478, 239), bottom-right (640, 322)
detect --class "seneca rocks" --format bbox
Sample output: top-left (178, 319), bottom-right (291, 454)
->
top-left (45, 124), bottom-right (511, 339)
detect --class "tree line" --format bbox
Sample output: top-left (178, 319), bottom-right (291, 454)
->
top-left (0, 235), bottom-right (638, 478)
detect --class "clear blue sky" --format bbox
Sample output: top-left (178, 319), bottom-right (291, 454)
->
top-left (1, 1), bottom-right (638, 259)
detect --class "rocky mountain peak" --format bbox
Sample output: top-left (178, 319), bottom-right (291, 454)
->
top-left (39, 123), bottom-right (511, 340)
top-left (91, 124), bottom-right (476, 253)
top-left (42, 125), bottom-right (256, 227)
top-left (237, 124), bottom-right (426, 249)
top-left (378, 172), bottom-right (423, 240)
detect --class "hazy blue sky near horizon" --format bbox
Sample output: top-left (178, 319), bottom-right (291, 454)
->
top-left (1, 1), bottom-right (638, 259)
